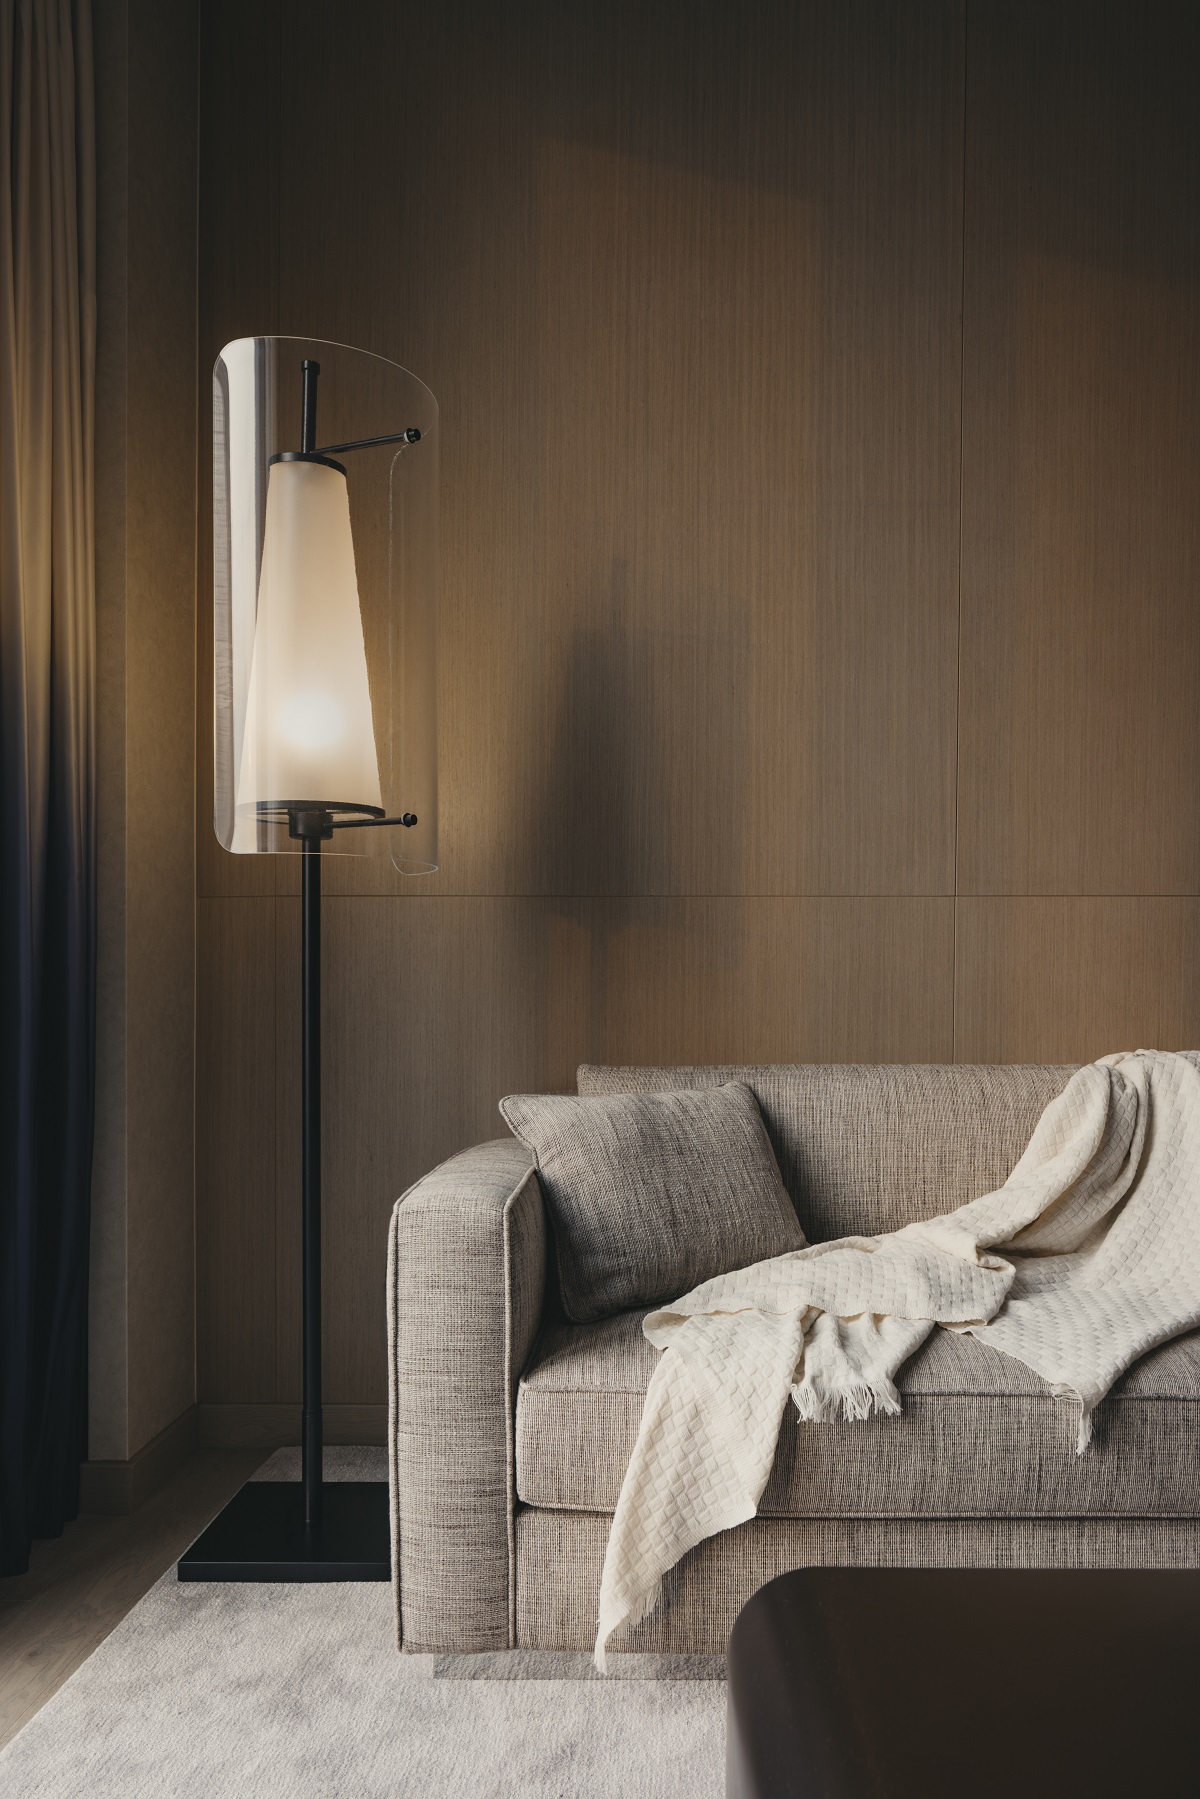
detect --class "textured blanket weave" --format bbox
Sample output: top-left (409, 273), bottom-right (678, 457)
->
top-left (595, 1050), bottom-right (1200, 1667)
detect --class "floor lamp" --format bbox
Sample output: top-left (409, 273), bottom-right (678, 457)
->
top-left (180, 339), bottom-right (438, 1580)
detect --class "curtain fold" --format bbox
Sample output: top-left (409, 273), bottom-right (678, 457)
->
top-left (0, 0), bottom-right (96, 1575)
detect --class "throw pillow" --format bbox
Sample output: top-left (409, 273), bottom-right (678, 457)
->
top-left (498, 1082), bottom-right (805, 1323)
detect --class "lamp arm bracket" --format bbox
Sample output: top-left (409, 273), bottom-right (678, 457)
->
top-left (328, 813), bottom-right (419, 831)
top-left (312, 428), bottom-right (422, 456)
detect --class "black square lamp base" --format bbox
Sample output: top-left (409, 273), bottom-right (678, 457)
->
top-left (177, 1480), bottom-right (391, 1583)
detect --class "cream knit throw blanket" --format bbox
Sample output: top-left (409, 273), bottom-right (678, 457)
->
top-left (595, 1049), bottom-right (1200, 1668)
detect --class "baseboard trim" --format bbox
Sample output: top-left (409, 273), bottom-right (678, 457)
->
top-left (197, 1404), bottom-right (387, 1449)
top-left (81, 1405), bottom-right (199, 1515)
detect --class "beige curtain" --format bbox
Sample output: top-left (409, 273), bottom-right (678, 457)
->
top-left (0, 0), bottom-right (96, 1573)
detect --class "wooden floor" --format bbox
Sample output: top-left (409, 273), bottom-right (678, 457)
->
top-left (0, 1450), bottom-right (264, 1752)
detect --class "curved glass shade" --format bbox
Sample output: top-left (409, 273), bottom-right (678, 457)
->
top-left (213, 337), bottom-right (437, 872)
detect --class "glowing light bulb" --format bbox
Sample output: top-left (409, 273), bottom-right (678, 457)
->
top-left (278, 689), bottom-right (347, 753)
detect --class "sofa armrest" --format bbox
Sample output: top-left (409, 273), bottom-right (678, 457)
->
top-left (387, 1137), bottom-right (547, 1651)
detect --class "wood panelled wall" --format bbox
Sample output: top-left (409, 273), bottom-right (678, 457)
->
top-left (195, 0), bottom-right (1200, 1426)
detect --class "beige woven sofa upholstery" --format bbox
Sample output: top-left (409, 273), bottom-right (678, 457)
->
top-left (389, 1064), bottom-right (1200, 1654)
top-left (388, 1136), bottom-right (545, 1652)
top-left (517, 1310), bottom-right (1200, 1520)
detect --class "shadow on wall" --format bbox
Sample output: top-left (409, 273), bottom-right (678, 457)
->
top-left (531, 1), bottom-right (1197, 281)
top-left (521, 557), bottom-right (749, 1083)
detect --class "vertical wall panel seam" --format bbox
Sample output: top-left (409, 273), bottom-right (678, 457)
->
top-left (952, 0), bottom-right (969, 1064)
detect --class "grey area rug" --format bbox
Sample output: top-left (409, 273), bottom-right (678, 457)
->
top-left (0, 1450), bottom-right (725, 1798)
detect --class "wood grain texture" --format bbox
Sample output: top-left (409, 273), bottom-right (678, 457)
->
top-left (269, 0), bottom-right (964, 899)
top-left (195, 0), bottom-right (279, 900)
top-left (79, 1407), bottom-right (198, 1518)
top-left (196, 902), bottom-right (277, 1402)
top-left (0, 1451), bottom-right (262, 1752)
top-left (954, 899), bottom-right (1200, 1065)
top-left (194, 0), bottom-right (967, 1405)
top-left (319, 895), bottom-right (952, 1402)
top-left (957, 0), bottom-right (1200, 895)
top-left (91, 0), bottom-right (200, 1465)
top-left (125, 62), bottom-right (199, 1450)
top-left (193, 3), bottom-right (1200, 1414)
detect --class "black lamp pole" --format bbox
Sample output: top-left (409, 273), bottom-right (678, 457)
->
top-left (298, 356), bottom-right (324, 1533)
top-left (302, 828), bottom-right (323, 1529)
top-left (179, 358), bottom-right (419, 1583)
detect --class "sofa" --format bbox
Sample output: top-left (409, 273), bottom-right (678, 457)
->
top-left (387, 1062), bottom-right (1200, 1654)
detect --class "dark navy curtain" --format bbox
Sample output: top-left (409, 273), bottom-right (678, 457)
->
top-left (0, 0), bottom-right (95, 1576)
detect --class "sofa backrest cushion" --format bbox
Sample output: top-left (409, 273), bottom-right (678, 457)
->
top-left (576, 1064), bottom-right (1076, 1242)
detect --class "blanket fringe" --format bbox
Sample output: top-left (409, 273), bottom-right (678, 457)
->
top-left (1048, 1384), bottom-right (1094, 1454)
top-left (792, 1380), bottom-right (902, 1424)
top-left (594, 1577), bottom-right (663, 1673)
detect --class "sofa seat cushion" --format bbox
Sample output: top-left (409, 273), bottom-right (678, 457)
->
top-left (515, 1310), bottom-right (1200, 1520)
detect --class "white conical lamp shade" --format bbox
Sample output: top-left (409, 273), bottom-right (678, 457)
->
top-left (235, 458), bottom-right (383, 817)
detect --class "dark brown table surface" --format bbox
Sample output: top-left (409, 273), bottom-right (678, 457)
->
top-left (726, 1567), bottom-right (1200, 1798)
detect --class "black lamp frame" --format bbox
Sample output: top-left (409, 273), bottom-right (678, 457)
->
top-left (180, 360), bottom-right (419, 1582)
